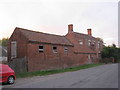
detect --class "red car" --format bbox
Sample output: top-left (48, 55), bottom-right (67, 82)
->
top-left (0, 64), bottom-right (16, 84)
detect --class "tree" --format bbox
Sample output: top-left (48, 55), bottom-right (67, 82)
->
top-left (101, 44), bottom-right (120, 63)
top-left (96, 37), bottom-right (103, 42)
top-left (0, 37), bottom-right (9, 47)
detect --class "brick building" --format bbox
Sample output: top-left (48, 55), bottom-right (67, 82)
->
top-left (8, 24), bottom-right (103, 72)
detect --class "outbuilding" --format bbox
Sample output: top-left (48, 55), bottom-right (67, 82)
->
top-left (8, 24), bottom-right (103, 72)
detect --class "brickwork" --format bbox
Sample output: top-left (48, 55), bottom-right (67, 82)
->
top-left (27, 43), bottom-right (74, 72)
top-left (8, 25), bottom-right (103, 72)
top-left (8, 29), bottom-right (28, 62)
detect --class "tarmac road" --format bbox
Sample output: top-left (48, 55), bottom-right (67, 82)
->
top-left (3, 63), bottom-right (118, 88)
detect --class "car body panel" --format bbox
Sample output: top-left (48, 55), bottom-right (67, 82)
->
top-left (0, 64), bottom-right (16, 83)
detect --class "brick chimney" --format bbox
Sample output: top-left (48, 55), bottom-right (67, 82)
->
top-left (87, 29), bottom-right (92, 36)
top-left (68, 24), bottom-right (73, 32)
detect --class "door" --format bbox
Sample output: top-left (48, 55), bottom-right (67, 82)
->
top-left (11, 41), bottom-right (17, 59)
top-left (87, 55), bottom-right (92, 64)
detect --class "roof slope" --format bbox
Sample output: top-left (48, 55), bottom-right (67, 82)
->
top-left (73, 32), bottom-right (97, 40)
top-left (15, 27), bottom-right (73, 46)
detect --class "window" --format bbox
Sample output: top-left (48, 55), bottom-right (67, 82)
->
top-left (64, 47), bottom-right (68, 52)
top-left (11, 41), bottom-right (17, 59)
top-left (88, 40), bottom-right (91, 46)
top-left (79, 40), bottom-right (83, 45)
top-left (91, 56), bottom-right (94, 60)
top-left (88, 55), bottom-right (91, 60)
top-left (98, 41), bottom-right (100, 48)
top-left (39, 45), bottom-right (44, 52)
top-left (93, 41), bottom-right (96, 45)
top-left (53, 46), bottom-right (57, 53)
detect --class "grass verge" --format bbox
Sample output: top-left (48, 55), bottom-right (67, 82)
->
top-left (16, 63), bottom-right (103, 78)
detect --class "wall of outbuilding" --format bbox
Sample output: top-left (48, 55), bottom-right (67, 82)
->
top-left (26, 43), bottom-right (99, 72)
top-left (7, 29), bottom-right (28, 62)
top-left (27, 43), bottom-right (75, 72)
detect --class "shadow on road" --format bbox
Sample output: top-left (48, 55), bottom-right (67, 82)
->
top-left (0, 82), bottom-right (13, 86)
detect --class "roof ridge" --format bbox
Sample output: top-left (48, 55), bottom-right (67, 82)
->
top-left (15, 27), bottom-right (65, 38)
top-left (74, 32), bottom-right (88, 36)
top-left (73, 32), bottom-right (96, 39)
top-left (15, 27), bottom-right (73, 46)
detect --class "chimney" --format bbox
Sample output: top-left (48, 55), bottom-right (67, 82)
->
top-left (87, 28), bottom-right (92, 36)
top-left (68, 24), bottom-right (73, 32)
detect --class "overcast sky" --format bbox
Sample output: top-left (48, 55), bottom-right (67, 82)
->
top-left (0, 0), bottom-right (119, 46)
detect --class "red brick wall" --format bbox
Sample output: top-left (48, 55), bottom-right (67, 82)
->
top-left (66, 32), bottom-right (101, 64)
top-left (26, 43), bottom-right (99, 72)
top-left (27, 43), bottom-right (75, 72)
top-left (8, 29), bottom-right (28, 62)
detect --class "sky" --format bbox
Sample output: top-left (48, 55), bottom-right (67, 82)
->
top-left (0, 0), bottom-right (119, 46)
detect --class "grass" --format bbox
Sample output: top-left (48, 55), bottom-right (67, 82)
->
top-left (16, 63), bottom-right (103, 78)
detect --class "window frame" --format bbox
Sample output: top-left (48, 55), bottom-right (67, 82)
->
top-left (52, 46), bottom-right (57, 53)
top-left (98, 41), bottom-right (100, 48)
top-left (78, 40), bottom-right (83, 45)
top-left (39, 45), bottom-right (44, 52)
top-left (11, 41), bottom-right (17, 59)
top-left (88, 40), bottom-right (91, 46)
top-left (93, 41), bottom-right (96, 45)
top-left (64, 47), bottom-right (68, 52)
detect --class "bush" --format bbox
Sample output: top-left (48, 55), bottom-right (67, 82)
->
top-left (101, 44), bottom-right (120, 63)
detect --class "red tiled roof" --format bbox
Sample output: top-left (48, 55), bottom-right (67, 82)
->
top-left (73, 32), bottom-right (97, 40)
top-left (15, 27), bottom-right (73, 46)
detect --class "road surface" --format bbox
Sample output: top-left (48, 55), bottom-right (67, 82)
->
top-left (3, 63), bottom-right (118, 88)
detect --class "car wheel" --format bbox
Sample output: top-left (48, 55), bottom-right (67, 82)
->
top-left (7, 76), bottom-right (15, 84)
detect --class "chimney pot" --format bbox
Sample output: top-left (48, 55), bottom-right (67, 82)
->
top-left (87, 28), bottom-right (92, 36)
top-left (68, 24), bottom-right (73, 32)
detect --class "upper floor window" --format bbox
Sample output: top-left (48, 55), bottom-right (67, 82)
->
top-left (88, 40), bottom-right (91, 46)
top-left (98, 41), bottom-right (100, 48)
top-left (79, 40), bottom-right (83, 45)
top-left (93, 41), bottom-right (96, 45)
top-left (64, 47), bottom-right (68, 52)
top-left (53, 46), bottom-right (57, 53)
top-left (39, 45), bottom-right (44, 52)
top-left (91, 41), bottom-right (96, 47)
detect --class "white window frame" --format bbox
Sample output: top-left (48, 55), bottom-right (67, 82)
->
top-left (98, 41), bottom-right (100, 48)
top-left (39, 45), bottom-right (44, 52)
top-left (88, 40), bottom-right (91, 46)
top-left (64, 47), bottom-right (68, 52)
top-left (79, 40), bottom-right (83, 45)
top-left (53, 46), bottom-right (57, 53)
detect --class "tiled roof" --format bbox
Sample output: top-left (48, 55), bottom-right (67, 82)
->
top-left (73, 32), bottom-right (97, 40)
top-left (15, 27), bottom-right (73, 46)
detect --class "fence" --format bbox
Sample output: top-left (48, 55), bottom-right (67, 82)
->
top-left (8, 57), bottom-right (27, 74)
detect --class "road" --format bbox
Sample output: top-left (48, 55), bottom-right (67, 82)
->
top-left (3, 63), bottom-right (118, 88)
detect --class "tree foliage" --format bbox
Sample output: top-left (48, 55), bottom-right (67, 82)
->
top-left (101, 44), bottom-right (120, 63)
top-left (96, 37), bottom-right (103, 42)
top-left (0, 37), bottom-right (9, 47)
